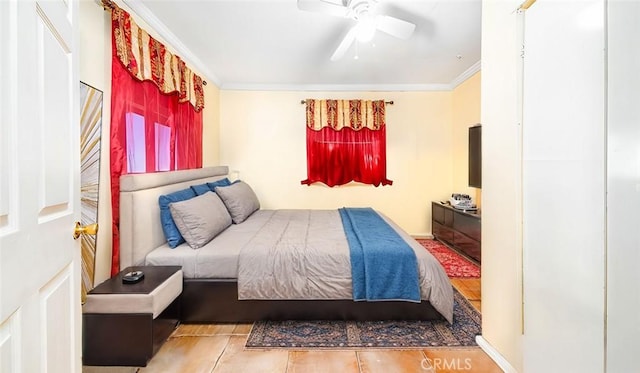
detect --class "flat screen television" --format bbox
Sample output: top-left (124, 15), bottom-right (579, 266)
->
top-left (468, 125), bottom-right (481, 188)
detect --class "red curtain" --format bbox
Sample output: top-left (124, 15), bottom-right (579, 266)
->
top-left (301, 127), bottom-right (392, 187)
top-left (301, 99), bottom-right (392, 187)
top-left (109, 53), bottom-right (202, 276)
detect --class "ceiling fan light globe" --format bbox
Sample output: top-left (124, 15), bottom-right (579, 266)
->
top-left (355, 18), bottom-right (376, 42)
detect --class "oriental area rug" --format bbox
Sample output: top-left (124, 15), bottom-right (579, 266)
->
top-left (416, 239), bottom-right (481, 279)
top-left (245, 290), bottom-right (480, 349)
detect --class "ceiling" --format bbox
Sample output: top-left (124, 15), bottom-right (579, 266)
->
top-left (128, 0), bottom-right (482, 91)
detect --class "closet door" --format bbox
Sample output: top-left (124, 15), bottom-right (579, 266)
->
top-left (606, 1), bottom-right (640, 371)
top-left (522, 1), bottom-right (606, 372)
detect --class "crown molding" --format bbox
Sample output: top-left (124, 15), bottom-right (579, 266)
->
top-left (450, 60), bottom-right (481, 89)
top-left (118, 0), bottom-right (480, 92)
top-left (120, 0), bottom-right (221, 87)
top-left (220, 83), bottom-right (453, 92)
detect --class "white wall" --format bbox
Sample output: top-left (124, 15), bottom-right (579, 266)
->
top-left (219, 90), bottom-right (454, 236)
top-left (606, 1), bottom-right (640, 371)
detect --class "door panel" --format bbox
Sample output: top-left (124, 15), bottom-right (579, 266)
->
top-left (0, 311), bottom-right (21, 373)
top-left (42, 265), bottom-right (74, 372)
top-left (0, 0), bottom-right (80, 371)
top-left (0, 0), bottom-right (16, 233)
top-left (39, 5), bottom-right (72, 214)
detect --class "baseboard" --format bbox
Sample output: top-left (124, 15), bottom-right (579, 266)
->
top-left (475, 335), bottom-right (518, 373)
top-left (411, 233), bottom-right (434, 239)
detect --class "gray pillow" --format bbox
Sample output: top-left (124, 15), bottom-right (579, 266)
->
top-left (169, 191), bottom-right (232, 249)
top-left (214, 181), bottom-right (260, 224)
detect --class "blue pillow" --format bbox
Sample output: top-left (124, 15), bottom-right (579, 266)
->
top-left (158, 188), bottom-right (197, 248)
top-left (190, 183), bottom-right (211, 196)
top-left (206, 177), bottom-right (232, 191)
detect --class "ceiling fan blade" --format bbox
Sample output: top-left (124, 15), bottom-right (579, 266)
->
top-left (297, 0), bottom-right (350, 18)
top-left (375, 15), bottom-right (416, 40)
top-left (331, 26), bottom-right (358, 61)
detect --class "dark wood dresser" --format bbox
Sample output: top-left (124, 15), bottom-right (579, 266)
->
top-left (431, 201), bottom-right (481, 264)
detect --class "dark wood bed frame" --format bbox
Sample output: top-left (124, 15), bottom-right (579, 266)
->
top-left (180, 279), bottom-right (444, 323)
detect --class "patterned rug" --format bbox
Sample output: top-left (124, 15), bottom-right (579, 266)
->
top-left (417, 239), bottom-right (480, 278)
top-left (245, 290), bottom-right (480, 349)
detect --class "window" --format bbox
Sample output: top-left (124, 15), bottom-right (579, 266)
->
top-left (125, 113), bottom-right (146, 173)
top-left (301, 99), bottom-right (392, 187)
top-left (154, 122), bottom-right (171, 172)
top-left (124, 113), bottom-right (174, 173)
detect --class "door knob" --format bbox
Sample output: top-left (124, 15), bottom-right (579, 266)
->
top-left (73, 222), bottom-right (98, 240)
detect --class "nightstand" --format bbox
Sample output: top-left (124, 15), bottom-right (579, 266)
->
top-left (82, 266), bottom-right (182, 367)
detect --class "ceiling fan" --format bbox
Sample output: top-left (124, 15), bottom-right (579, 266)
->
top-left (297, 0), bottom-right (416, 61)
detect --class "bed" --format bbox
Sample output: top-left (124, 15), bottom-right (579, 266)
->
top-left (119, 166), bottom-right (454, 323)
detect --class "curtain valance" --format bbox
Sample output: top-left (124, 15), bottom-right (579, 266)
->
top-left (304, 99), bottom-right (386, 131)
top-left (109, 3), bottom-right (205, 112)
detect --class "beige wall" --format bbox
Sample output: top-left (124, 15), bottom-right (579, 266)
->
top-left (79, 0), bottom-right (112, 285)
top-left (219, 90), bottom-right (455, 236)
top-left (203, 84), bottom-right (221, 166)
top-left (452, 72), bottom-right (481, 205)
top-left (479, 0), bottom-right (523, 371)
top-left (79, 0), bottom-right (220, 284)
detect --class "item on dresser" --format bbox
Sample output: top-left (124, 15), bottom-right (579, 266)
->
top-left (449, 193), bottom-right (477, 211)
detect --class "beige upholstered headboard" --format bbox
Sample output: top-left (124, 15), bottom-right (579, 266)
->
top-left (119, 166), bottom-right (229, 270)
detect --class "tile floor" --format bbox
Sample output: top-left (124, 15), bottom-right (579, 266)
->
top-left (84, 278), bottom-right (500, 373)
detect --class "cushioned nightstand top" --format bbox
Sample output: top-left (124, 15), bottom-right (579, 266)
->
top-left (84, 266), bottom-right (183, 318)
top-left (90, 266), bottom-right (181, 295)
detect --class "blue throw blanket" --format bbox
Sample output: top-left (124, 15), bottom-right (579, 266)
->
top-left (339, 208), bottom-right (421, 302)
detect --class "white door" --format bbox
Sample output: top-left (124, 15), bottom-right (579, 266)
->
top-left (0, 0), bottom-right (80, 372)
